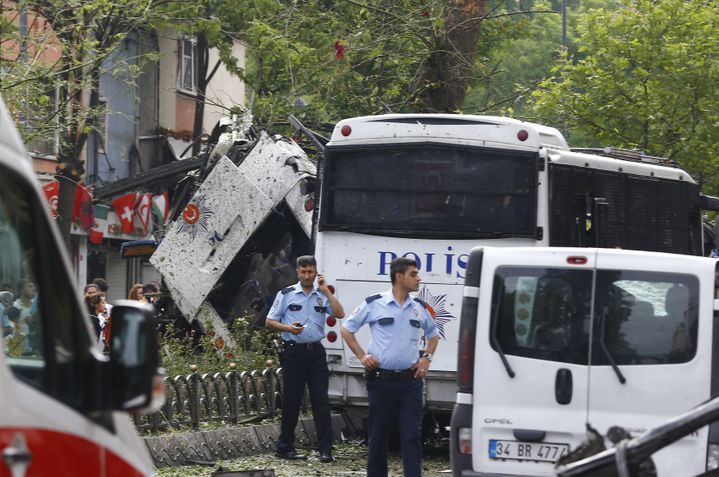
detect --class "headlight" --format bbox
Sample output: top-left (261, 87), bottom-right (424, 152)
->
top-left (707, 443), bottom-right (719, 470)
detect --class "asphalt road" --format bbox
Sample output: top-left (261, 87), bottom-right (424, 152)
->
top-left (156, 442), bottom-right (451, 476)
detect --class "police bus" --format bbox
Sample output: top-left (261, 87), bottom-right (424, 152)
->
top-left (312, 114), bottom-right (712, 421)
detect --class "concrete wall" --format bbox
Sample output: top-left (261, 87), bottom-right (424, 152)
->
top-left (86, 31), bottom-right (141, 186)
top-left (203, 40), bottom-right (247, 133)
top-left (157, 29), bottom-right (179, 137)
top-left (157, 29), bottom-right (246, 140)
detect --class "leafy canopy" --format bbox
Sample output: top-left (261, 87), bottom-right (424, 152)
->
top-left (531, 0), bottom-right (719, 191)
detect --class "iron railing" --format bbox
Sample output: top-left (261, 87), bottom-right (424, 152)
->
top-left (135, 364), bottom-right (308, 433)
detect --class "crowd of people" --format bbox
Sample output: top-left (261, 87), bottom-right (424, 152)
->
top-left (1, 275), bottom-right (161, 356)
top-left (82, 278), bottom-right (160, 352)
top-left (1, 278), bottom-right (40, 356)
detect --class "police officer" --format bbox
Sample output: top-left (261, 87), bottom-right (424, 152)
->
top-left (266, 255), bottom-right (345, 462)
top-left (341, 257), bottom-right (439, 477)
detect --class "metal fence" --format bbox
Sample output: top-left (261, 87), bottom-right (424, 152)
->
top-left (134, 364), bottom-right (306, 433)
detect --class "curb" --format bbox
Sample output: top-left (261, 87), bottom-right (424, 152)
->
top-left (145, 414), bottom-right (347, 467)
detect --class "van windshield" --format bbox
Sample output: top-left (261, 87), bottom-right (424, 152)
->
top-left (321, 144), bottom-right (538, 238)
top-left (491, 267), bottom-right (699, 366)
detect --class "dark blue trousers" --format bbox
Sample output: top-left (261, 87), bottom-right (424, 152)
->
top-left (277, 344), bottom-right (333, 454)
top-left (366, 377), bottom-right (423, 477)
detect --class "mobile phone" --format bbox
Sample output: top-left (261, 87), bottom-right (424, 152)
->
top-left (318, 274), bottom-right (326, 287)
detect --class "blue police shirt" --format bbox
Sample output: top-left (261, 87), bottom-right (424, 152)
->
top-left (343, 289), bottom-right (439, 371)
top-left (268, 282), bottom-right (334, 343)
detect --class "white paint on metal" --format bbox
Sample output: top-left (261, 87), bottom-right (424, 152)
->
top-left (150, 132), bottom-right (316, 325)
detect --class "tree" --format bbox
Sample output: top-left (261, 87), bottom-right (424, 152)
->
top-left (530, 0), bottom-right (719, 192)
top-left (160, 0), bottom-right (242, 155)
top-left (230, 0), bottom-right (538, 128)
top-left (462, 0), bottom-right (620, 117)
top-left (1, 0), bottom-right (162, 249)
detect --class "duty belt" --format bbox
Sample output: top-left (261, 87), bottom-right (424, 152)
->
top-left (365, 368), bottom-right (415, 380)
top-left (283, 340), bottom-right (322, 350)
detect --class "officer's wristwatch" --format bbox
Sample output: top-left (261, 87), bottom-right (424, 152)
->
top-left (422, 353), bottom-right (433, 362)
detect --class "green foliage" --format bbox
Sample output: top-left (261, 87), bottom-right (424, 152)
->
top-left (0, 0), bottom-right (162, 153)
top-left (158, 317), bottom-right (278, 377)
top-left (233, 0), bottom-right (447, 127)
top-left (530, 0), bottom-right (719, 192)
top-left (463, 0), bottom-right (620, 116)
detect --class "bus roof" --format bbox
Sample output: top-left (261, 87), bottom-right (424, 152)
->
top-left (328, 113), bottom-right (570, 150)
top-left (547, 148), bottom-right (697, 184)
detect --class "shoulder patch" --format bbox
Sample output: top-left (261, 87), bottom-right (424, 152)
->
top-left (413, 297), bottom-right (427, 309)
top-left (365, 293), bottom-right (382, 303)
top-left (281, 286), bottom-right (295, 295)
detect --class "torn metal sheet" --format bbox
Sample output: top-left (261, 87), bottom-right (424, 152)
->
top-left (150, 131), bottom-right (316, 332)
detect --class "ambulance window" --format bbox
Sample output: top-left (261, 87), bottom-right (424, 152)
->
top-left (594, 271), bottom-right (699, 365)
top-left (491, 267), bottom-right (592, 364)
top-left (1, 170), bottom-right (88, 409)
top-left (1, 176), bottom-right (45, 386)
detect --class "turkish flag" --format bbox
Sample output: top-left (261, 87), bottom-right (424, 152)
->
top-left (112, 192), bottom-right (137, 234)
top-left (134, 193), bottom-right (152, 235)
top-left (42, 181), bottom-right (59, 217)
top-left (72, 183), bottom-right (94, 230)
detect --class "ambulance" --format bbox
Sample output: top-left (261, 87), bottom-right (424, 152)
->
top-left (0, 96), bottom-right (162, 476)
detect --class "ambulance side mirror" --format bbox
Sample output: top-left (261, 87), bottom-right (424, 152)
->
top-left (108, 301), bottom-right (164, 413)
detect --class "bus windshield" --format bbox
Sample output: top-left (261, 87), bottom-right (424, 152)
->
top-left (320, 144), bottom-right (538, 238)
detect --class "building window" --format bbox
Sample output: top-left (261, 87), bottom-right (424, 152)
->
top-left (179, 37), bottom-right (197, 93)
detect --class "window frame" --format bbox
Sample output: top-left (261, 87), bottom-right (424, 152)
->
top-left (1, 166), bottom-right (96, 411)
top-left (489, 264), bottom-right (701, 367)
top-left (320, 143), bottom-right (540, 239)
top-left (178, 36), bottom-right (197, 94)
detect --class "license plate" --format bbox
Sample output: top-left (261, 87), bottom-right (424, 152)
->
top-left (489, 439), bottom-right (570, 463)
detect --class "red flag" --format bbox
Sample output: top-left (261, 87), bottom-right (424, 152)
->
top-left (334, 41), bottom-right (345, 61)
top-left (42, 181), bottom-right (59, 217)
top-left (112, 192), bottom-right (137, 234)
top-left (134, 193), bottom-right (153, 235)
top-left (72, 183), bottom-right (94, 230)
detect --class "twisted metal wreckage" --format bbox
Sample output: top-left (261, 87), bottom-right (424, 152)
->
top-left (100, 112), bottom-right (325, 347)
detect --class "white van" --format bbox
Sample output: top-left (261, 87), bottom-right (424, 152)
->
top-left (0, 96), bottom-right (162, 476)
top-left (450, 246), bottom-right (718, 476)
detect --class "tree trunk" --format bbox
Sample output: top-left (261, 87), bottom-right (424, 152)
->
top-left (414, 0), bottom-right (486, 112)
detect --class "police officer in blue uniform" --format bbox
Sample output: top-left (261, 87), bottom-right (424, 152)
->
top-left (266, 255), bottom-right (345, 463)
top-left (341, 257), bottom-right (439, 477)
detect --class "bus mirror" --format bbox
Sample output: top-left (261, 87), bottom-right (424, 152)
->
top-left (108, 300), bottom-right (163, 413)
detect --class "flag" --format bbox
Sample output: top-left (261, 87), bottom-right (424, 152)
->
top-left (72, 183), bottom-right (94, 230)
top-left (89, 204), bottom-right (110, 244)
top-left (152, 192), bottom-right (170, 227)
top-left (334, 41), bottom-right (345, 61)
top-left (42, 181), bottom-right (59, 217)
top-left (134, 193), bottom-right (152, 235)
top-left (112, 192), bottom-right (137, 234)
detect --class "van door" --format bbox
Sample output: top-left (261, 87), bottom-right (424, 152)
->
top-left (472, 249), bottom-right (595, 476)
top-left (0, 165), bottom-right (150, 477)
top-left (589, 250), bottom-right (714, 476)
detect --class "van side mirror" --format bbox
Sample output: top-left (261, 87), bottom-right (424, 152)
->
top-left (108, 300), bottom-right (163, 413)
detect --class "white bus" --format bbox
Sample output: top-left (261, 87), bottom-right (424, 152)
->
top-left (313, 114), bottom-right (709, 423)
